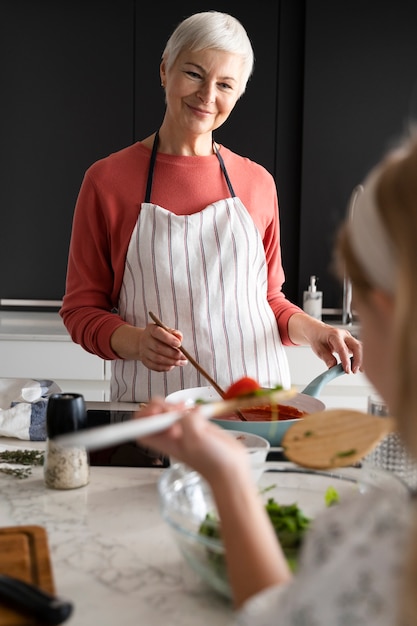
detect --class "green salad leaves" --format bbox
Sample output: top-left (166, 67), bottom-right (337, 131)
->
top-left (199, 485), bottom-right (339, 577)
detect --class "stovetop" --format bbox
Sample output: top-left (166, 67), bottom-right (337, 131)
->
top-left (85, 408), bottom-right (285, 467)
top-left (86, 408), bottom-right (170, 468)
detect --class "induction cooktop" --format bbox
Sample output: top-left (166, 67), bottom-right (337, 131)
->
top-left (86, 408), bottom-right (170, 468)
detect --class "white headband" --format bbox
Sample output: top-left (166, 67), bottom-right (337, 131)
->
top-left (347, 167), bottom-right (397, 294)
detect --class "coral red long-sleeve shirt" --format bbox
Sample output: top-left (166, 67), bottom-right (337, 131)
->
top-left (60, 141), bottom-right (302, 360)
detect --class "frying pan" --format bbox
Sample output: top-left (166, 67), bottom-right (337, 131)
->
top-left (165, 362), bottom-right (347, 445)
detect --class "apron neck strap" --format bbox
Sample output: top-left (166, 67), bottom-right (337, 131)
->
top-left (213, 142), bottom-right (235, 197)
top-left (144, 130), bottom-right (160, 203)
top-left (144, 130), bottom-right (236, 203)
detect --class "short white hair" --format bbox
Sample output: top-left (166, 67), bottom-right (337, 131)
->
top-left (162, 11), bottom-right (255, 97)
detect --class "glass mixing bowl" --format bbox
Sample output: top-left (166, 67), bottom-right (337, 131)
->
top-left (158, 461), bottom-right (409, 599)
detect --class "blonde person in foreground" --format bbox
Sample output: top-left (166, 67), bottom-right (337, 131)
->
top-left (136, 133), bottom-right (417, 626)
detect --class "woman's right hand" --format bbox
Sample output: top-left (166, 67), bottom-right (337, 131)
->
top-left (110, 323), bottom-right (188, 371)
top-left (138, 323), bottom-right (189, 370)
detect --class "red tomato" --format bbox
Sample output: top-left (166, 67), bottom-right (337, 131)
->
top-left (224, 377), bottom-right (262, 399)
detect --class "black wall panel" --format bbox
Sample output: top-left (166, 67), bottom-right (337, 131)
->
top-left (0, 0), bottom-right (134, 302)
top-left (3, 0), bottom-right (415, 312)
top-left (300, 0), bottom-right (417, 309)
top-left (1, 0), bottom-right (302, 307)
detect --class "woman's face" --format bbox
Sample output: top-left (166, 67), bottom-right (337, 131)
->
top-left (161, 48), bottom-right (244, 136)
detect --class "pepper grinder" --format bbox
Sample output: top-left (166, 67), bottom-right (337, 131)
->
top-left (44, 393), bottom-right (90, 490)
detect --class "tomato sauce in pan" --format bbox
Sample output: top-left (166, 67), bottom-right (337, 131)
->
top-left (218, 404), bottom-right (307, 422)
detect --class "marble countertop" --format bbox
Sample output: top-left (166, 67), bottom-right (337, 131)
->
top-left (0, 439), bottom-right (234, 626)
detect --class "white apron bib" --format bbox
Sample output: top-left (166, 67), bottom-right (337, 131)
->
top-left (111, 135), bottom-right (290, 402)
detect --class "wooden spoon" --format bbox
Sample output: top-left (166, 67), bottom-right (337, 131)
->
top-left (149, 311), bottom-right (248, 421)
top-left (56, 392), bottom-right (396, 472)
top-left (54, 386), bottom-right (298, 451)
top-left (281, 408), bottom-right (396, 469)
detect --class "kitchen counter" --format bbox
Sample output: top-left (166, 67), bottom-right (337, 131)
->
top-left (0, 439), bottom-right (234, 626)
top-left (0, 311), bottom-right (70, 341)
top-left (0, 310), bottom-right (373, 406)
top-left (0, 312), bottom-right (111, 400)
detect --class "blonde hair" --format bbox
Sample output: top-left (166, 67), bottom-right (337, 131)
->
top-left (162, 11), bottom-right (254, 98)
top-left (336, 134), bottom-right (417, 625)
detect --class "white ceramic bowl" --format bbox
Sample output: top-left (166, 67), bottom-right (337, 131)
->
top-left (227, 430), bottom-right (270, 464)
top-left (165, 386), bottom-right (323, 446)
top-left (158, 461), bottom-right (409, 599)
top-left (170, 429), bottom-right (270, 476)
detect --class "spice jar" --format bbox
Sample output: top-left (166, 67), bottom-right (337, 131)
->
top-left (44, 393), bottom-right (90, 489)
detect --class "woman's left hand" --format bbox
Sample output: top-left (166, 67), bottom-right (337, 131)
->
top-left (288, 313), bottom-right (362, 373)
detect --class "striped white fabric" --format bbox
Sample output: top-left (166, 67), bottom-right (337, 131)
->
top-left (112, 197), bottom-right (290, 402)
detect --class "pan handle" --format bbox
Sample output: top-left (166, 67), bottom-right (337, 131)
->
top-left (301, 358), bottom-right (352, 398)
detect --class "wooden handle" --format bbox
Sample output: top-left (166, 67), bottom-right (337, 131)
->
top-left (148, 311), bottom-right (226, 398)
top-left (151, 311), bottom-right (283, 421)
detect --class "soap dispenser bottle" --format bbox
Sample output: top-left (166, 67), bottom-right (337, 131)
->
top-left (303, 275), bottom-right (323, 320)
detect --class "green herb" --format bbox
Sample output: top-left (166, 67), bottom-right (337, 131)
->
top-left (0, 449), bottom-right (45, 465)
top-left (265, 499), bottom-right (311, 548)
top-left (335, 448), bottom-right (357, 458)
top-left (199, 485), bottom-right (342, 584)
top-left (199, 497), bottom-right (312, 576)
top-left (259, 483), bottom-right (277, 495)
top-left (250, 384), bottom-right (284, 397)
top-left (198, 513), bottom-right (227, 580)
top-left (0, 466), bottom-right (33, 479)
top-left (264, 499), bottom-right (311, 571)
top-left (303, 430), bottom-right (314, 437)
top-left (325, 485), bottom-right (340, 506)
top-left (0, 449), bottom-right (45, 479)
top-left (195, 384), bottom-right (284, 405)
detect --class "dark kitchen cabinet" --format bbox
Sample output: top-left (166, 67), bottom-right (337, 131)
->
top-left (0, 0), bottom-right (134, 301)
top-left (2, 0), bottom-right (416, 311)
top-left (299, 0), bottom-right (417, 309)
top-left (1, 0), bottom-right (304, 306)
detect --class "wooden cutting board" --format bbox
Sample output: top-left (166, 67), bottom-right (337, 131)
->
top-left (0, 526), bottom-right (55, 626)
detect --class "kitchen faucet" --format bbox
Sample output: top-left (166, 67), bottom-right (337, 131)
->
top-left (342, 184), bottom-right (364, 325)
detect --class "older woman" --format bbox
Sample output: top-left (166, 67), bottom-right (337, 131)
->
top-left (61, 11), bottom-right (360, 405)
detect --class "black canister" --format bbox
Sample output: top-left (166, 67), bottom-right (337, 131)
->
top-left (44, 393), bottom-right (90, 489)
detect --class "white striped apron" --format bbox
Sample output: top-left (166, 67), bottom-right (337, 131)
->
top-left (111, 136), bottom-right (290, 402)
